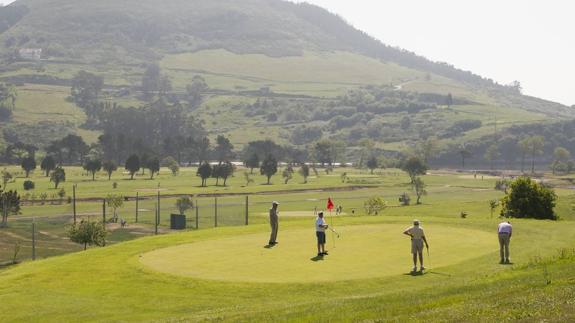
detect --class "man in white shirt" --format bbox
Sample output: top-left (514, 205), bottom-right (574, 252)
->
top-left (316, 212), bottom-right (329, 257)
top-left (498, 221), bottom-right (512, 264)
top-left (403, 220), bottom-right (429, 273)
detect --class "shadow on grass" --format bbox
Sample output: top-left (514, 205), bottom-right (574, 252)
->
top-left (310, 255), bottom-right (325, 262)
top-left (403, 271), bottom-right (426, 277)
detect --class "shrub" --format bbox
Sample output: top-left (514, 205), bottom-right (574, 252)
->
top-left (399, 193), bottom-right (411, 206)
top-left (23, 180), bottom-right (35, 191)
top-left (500, 177), bottom-right (557, 220)
top-left (364, 196), bottom-right (387, 215)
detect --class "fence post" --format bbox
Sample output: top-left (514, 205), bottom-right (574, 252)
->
top-left (157, 191), bottom-right (161, 226)
top-left (214, 197), bottom-right (218, 227)
top-left (32, 217), bottom-right (36, 261)
top-left (154, 203), bottom-right (158, 235)
top-left (245, 195), bottom-right (249, 226)
top-left (102, 199), bottom-right (106, 246)
top-left (72, 184), bottom-right (77, 224)
top-left (135, 192), bottom-right (139, 223)
top-left (195, 200), bottom-right (199, 230)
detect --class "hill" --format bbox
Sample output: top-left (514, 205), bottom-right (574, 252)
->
top-left (0, 0), bottom-right (572, 168)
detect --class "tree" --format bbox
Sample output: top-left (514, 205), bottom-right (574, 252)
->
top-left (197, 162), bottom-right (212, 187)
top-left (527, 136), bottom-right (545, 174)
top-left (243, 171), bottom-right (254, 186)
top-left (219, 161), bottom-right (234, 186)
top-left (298, 164), bottom-right (310, 184)
top-left (40, 156), bottom-right (56, 177)
top-left (67, 220), bottom-right (107, 250)
top-left (186, 75), bottom-right (208, 107)
top-left (311, 139), bottom-right (345, 166)
top-left (147, 157), bottom-right (160, 180)
top-left (1, 169), bottom-right (13, 188)
top-left (214, 135), bottom-right (234, 162)
top-left (401, 156), bottom-right (428, 184)
top-left (0, 83), bottom-right (17, 111)
top-left (162, 157), bottom-right (179, 176)
top-left (364, 196), bottom-right (387, 215)
top-left (125, 154), bottom-right (140, 180)
top-left (413, 177), bottom-right (427, 204)
top-left (0, 189), bottom-right (20, 227)
top-left (500, 177), bottom-right (556, 220)
top-left (70, 71), bottom-right (103, 109)
top-left (176, 196), bottom-right (194, 215)
top-left (366, 156), bottom-right (378, 174)
top-left (260, 155), bottom-right (278, 185)
top-left (83, 159), bottom-right (102, 181)
top-left (489, 200), bottom-right (499, 218)
top-left (50, 167), bottom-right (66, 189)
top-left (552, 147), bottom-right (570, 174)
top-left (102, 160), bottom-right (117, 180)
top-left (458, 145), bottom-right (472, 169)
top-left (20, 156), bottom-right (36, 178)
top-left (141, 64), bottom-right (161, 101)
top-left (484, 144), bottom-right (500, 170)
top-left (517, 137), bottom-right (530, 173)
top-left (282, 167), bottom-right (294, 184)
top-left (417, 137), bottom-right (441, 164)
top-left (445, 93), bottom-right (453, 107)
top-left (244, 153), bottom-right (260, 174)
top-left (106, 194), bottom-right (124, 223)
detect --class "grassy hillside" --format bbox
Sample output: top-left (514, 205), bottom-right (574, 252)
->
top-left (0, 0), bottom-right (571, 165)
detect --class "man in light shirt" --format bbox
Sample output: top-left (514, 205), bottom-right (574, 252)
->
top-left (403, 220), bottom-right (429, 273)
top-left (498, 221), bottom-right (512, 264)
top-left (315, 212), bottom-right (329, 257)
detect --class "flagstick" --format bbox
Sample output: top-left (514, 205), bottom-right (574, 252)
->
top-left (330, 208), bottom-right (335, 249)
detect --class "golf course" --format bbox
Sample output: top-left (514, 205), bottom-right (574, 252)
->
top-left (0, 166), bottom-right (575, 321)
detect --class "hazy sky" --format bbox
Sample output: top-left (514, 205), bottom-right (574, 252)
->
top-left (2, 0), bottom-right (573, 105)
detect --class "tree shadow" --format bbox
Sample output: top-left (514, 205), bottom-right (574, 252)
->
top-left (310, 255), bottom-right (324, 262)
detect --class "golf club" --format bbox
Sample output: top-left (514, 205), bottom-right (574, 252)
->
top-left (329, 227), bottom-right (340, 238)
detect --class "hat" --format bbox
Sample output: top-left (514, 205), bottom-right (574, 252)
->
top-left (413, 219), bottom-right (420, 225)
top-left (272, 201), bottom-right (279, 205)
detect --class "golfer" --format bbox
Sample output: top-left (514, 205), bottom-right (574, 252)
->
top-left (403, 220), bottom-right (429, 272)
top-left (498, 221), bottom-right (512, 264)
top-left (268, 201), bottom-right (279, 245)
top-left (316, 212), bottom-right (329, 256)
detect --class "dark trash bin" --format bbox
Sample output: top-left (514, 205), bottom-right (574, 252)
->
top-left (170, 214), bottom-right (186, 230)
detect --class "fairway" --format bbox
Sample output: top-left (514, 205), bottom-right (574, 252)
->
top-left (140, 223), bottom-right (495, 283)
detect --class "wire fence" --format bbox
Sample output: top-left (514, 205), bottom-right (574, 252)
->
top-left (1, 188), bottom-right (389, 265)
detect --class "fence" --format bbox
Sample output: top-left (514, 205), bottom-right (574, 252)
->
top-left (1, 187), bottom-right (390, 265)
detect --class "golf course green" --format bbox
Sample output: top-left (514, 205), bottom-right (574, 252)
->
top-left (141, 223), bottom-right (495, 283)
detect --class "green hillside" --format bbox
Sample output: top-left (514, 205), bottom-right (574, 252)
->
top-left (0, 0), bottom-right (572, 167)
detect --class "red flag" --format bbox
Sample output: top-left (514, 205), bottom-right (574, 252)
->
top-left (327, 198), bottom-right (334, 210)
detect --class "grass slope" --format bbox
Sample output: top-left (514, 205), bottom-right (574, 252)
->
top-left (0, 215), bottom-right (574, 322)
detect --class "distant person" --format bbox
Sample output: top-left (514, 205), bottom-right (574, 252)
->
top-left (268, 201), bottom-right (279, 245)
top-left (498, 221), bottom-right (513, 264)
top-left (403, 220), bottom-right (429, 273)
top-left (316, 212), bottom-right (329, 256)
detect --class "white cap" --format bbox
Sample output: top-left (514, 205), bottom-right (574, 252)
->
top-left (272, 201), bottom-right (279, 205)
top-left (414, 219), bottom-right (420, 225)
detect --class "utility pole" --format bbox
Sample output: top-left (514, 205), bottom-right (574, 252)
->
top-left (102, 198), bottom-right (106, 246)
top-left (154, 203), bottom-right (158, 235)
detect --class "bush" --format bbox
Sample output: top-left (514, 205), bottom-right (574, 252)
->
top-left (500, 177), bottom-right (557, 220)
top-left (23, 180), bottom-right (35, 191)
top-left (364, 196), bottom-right (387, 215)
top-left (0, 106), bottom-right (12, 121)
top-left (399, 193), bottom-right (411, 206)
